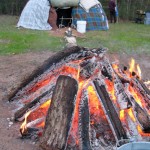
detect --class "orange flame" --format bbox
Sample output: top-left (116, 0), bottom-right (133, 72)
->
top-left (127, 108), bottom-right (136, 122)
top-left (120, 110), bottom-right (125, 122)
top-left (128, 58), bottom-right (142, 79)
top-left (136, 64), bottom-right (141, 79)
top-left (137, 125), bottom-right (150, 136)
top-left (36, 121), bottom-right (45, 128)
top-left (129, 58), bottom-right (135, 74)
top-left (128, 86), bottom-right (142, 107)
top-left (88, 85), bottom-right (107, 120)
top-left (20, 111), bottom-right (31, 134)
top-left (105, 79), bottom-right (117, 104)
top-left (28, 100), bottom-right (51, 123)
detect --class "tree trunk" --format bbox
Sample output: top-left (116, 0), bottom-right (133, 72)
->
top-left (40, 75), bottom-right (78, 150)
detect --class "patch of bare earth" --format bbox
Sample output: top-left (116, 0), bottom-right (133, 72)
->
top-left (0, 50), bottom-right (150, 150)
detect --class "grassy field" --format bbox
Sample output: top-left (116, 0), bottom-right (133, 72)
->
top-left (0, 15), bottom-right (150, 55)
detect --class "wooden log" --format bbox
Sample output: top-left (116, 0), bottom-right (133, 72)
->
top-left (40, 75), bottom-right (78, 150)
top-left (112, 65), bottom-right (150, 107)
top-left (136, 77), bottom-right (150, 96)
top-left (78, 90), bottom-right (92, 150)
top-left (79, 57), bottom-right (97, 80)
top-left (93, 80), bottom-right (128, 142)
top-left (8, 46), bottom-right (82, 101)
top-left (103, 58), bottom-right (132, 110)
top-left (20, 127), bottom-right (40, 139)
top-left (101, 66), bottom-right (113, 81)
top-left (14, 88), bottom-right (54, 121)
top-left (8, 46), bottom-right (106, 102)
top-left (131, 77), bottom-right (150, 108)
top-left (130, 97), bottom-right (150, 132)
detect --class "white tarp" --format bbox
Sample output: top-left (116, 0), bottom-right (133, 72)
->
top-left (17, 0), bottom-right (52, 30)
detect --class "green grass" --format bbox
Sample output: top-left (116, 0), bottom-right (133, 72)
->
top-left (0, 15), bottom-right (62, 55)
top-left (0, 15), bottom-right (150, 55)
top-left (79, 23), bottom-right (150, 54)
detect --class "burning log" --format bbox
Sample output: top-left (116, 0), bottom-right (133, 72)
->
top-left (78, 90), bottom-right (92, 150)
top-left (79, 57), bottom-right (98, 80)
top-left (131, 77), bottom-right (150, 108)
top-left (93, 79), bottom-right (128, 143)
top-left (111, 65), bottom-right (150, 134)
top-left (20, 127), bottom-right (41, 139)
top-left (8, 46), bottom-right (82, 101)
top-left (136, 78), bottom-right (150, 96)
top-left (20, 116), bottom-right (45, 139)
top-left (14, 88), bottom-right (54, 121)
top-left (40, 75), bottom-right (78, 150)
top-left (113, 64), bottom-right (150, 106)
top-left (103, 58), bottom-right (132, 110)
top-left (130, 97), bottom-right (150, 133)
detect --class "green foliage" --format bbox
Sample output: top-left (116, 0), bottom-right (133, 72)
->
top-left (0, 0), bottom-right (28, 15)
top-left (0, 15), bottom-right (150, 55)
top-left (0, 0), bottom-right (150, 20)
top-left (101, 0), bottom-right (150, 20)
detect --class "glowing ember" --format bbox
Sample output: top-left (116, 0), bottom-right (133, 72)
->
top-left (28, 100), bottom-right (51, 123)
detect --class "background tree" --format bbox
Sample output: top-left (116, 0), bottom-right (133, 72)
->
top-left (0, 0), bottom-right (150, 20)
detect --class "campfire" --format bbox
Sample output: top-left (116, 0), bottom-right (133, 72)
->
top-left (9, 46), bottom-right (150, 150)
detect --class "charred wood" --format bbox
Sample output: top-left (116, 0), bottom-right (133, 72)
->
top-left (8, 46), bottom-right (81, 101)
top-left (101, 66), bottom-right (113, 81)
top-left (14, 89), bottom-right (53, 121)
top-left (20, 127), bottom-right (42, 140)
top-left (113, 65), bottom-right (150, 105)
top-left (26, 117), bottom-right (45, 128)
top-left (40, 75), bottom-right (78, 150)
top-left (93, 80), bottom-right (128, 143)
top-left (78, 91), bottom-right (92, 150)
top-left (130, 78), bottom-right (150, 109)
top-left (103, 58), bottom-right (132, 109)
top-left (136, 77), bottom-right (150, 96)
top-left (79, 57), bottom-right (98, 80)
top-left (8, 47), bottom-right (106, 102)
top-left (130, 97), bottom-right (150, 133)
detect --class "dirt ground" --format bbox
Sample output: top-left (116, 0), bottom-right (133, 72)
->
top-left (0, 50), bottom-right (150, 150)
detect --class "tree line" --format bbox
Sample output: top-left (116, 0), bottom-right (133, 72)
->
top-left (0, 0), bottom-right (150, 20)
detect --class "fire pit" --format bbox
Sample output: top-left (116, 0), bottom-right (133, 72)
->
top-left (9, 46), bottom-right (150, 150)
